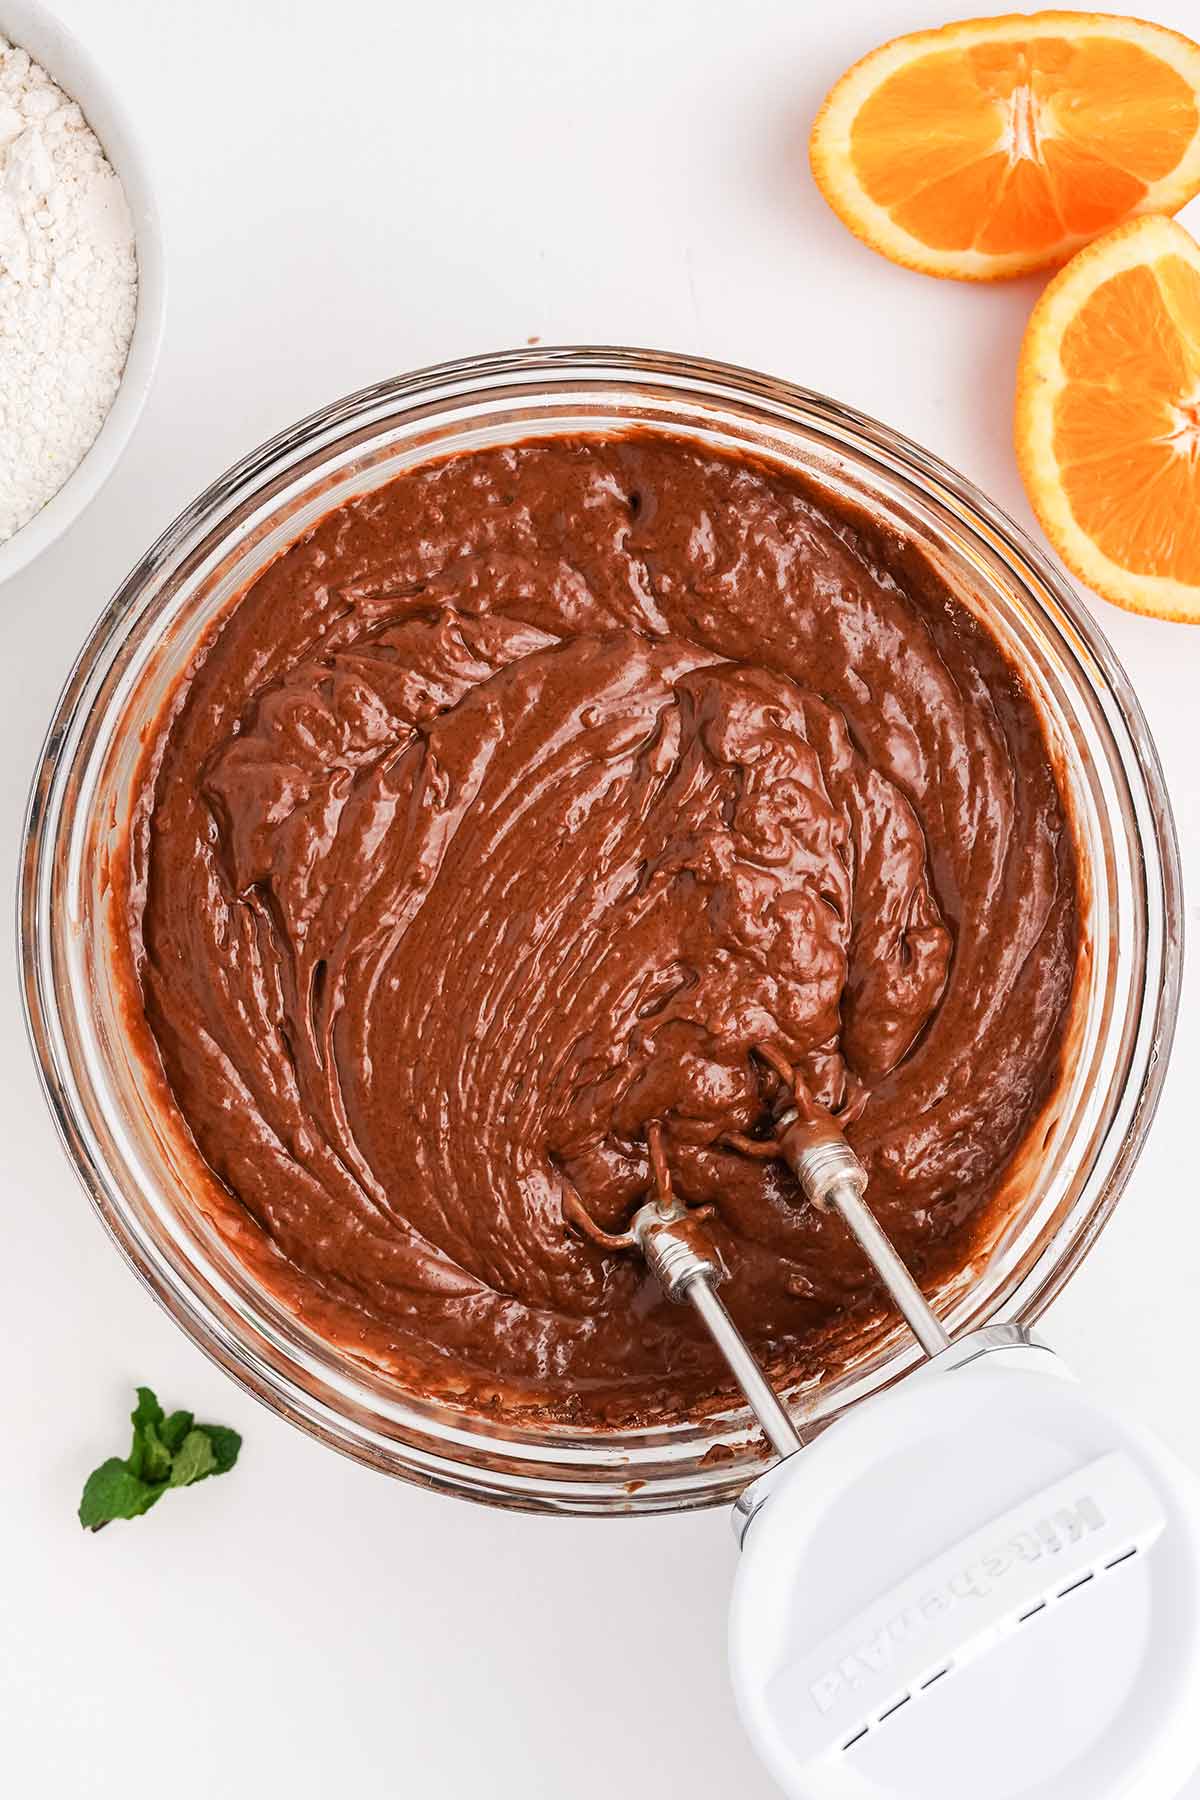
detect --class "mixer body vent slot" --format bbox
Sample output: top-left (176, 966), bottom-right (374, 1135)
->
top-left (1057, 1571), bottom-right (1095, 1598)
top-left (1105, 1545), bottom-right (1138, 1569)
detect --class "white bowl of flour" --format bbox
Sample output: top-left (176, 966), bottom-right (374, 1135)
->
top-left (0, 0), bottom-right (164, 582)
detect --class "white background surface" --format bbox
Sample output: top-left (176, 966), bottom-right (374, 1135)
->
top-left (2, 1), bottom-right (1198, 1795)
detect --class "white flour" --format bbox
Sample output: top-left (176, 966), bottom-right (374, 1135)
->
top-left (0, 36), bottom-right (137, 544)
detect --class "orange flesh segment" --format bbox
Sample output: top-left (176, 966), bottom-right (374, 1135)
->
top-left (1044, 41), bottom-right (1199, 181)
top-left (849, 32), bottom-right (1198, 256)
top-left (976, 156), bottom-right (1064, 255)
top-left (1041, 140), bottom-right (1143, 237)
top-left (1054, 256), bottom-right (1200, 582)
top-left (852, 52), bottom-right (1004, 209)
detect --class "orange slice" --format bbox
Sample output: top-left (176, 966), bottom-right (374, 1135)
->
top-left (1015, 213), bottom-right (1200, 622)
top-left (810, 12), bottom-right (1200, 280)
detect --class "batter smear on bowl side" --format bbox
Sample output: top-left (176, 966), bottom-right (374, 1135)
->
top-left (119, 434), bottom-right (1079, 1423)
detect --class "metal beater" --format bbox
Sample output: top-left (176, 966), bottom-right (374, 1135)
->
top-left (626, 1057), bottom-right (949, 1461)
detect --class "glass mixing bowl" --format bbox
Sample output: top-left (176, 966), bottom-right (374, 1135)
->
top-left (20, 347), bottom-right (1183, 1514)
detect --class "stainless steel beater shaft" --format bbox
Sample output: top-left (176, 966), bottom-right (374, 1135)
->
top-left (631, 1202), bottom-right (804, 1461)
top-left (777, 1112), bottom-right (951, 1359)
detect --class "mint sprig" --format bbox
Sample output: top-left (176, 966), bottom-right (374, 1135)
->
top-left (79, 1386), bottom-right (242, 1530)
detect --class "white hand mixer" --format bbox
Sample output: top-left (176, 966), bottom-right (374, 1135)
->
top-left (610, 1078), bottom-right (1200, 1800)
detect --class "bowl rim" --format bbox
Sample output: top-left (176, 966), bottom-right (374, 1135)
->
top-left (18, 344), bottom-right (1186, 1513)
top-left (0, 0), bottom-right (166, 583)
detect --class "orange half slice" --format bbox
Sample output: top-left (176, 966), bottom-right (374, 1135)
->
top-left (810, 12), bottom-right (1200, 280)
top-left (1016, 213), bottom-right (1200, 622)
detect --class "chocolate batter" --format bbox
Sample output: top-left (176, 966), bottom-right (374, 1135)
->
top-left (121, 435), bottom-right (1079, 1422)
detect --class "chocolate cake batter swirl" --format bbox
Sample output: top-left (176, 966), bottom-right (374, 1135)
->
top-left (123, 435), bottom-right (1079, 1422)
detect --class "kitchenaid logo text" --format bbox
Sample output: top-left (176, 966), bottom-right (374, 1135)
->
top-left (809, 1495), bottom-right (1105, 1715)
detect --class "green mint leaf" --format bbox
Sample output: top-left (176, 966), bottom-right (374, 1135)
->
top-left (131, 1387), bottom-right (164, 1432)
top-left (127, 1386), bottom-right (167, 1481)
top-left (196, 1425), bottom-right (242, 1476)
top-left (160, 1410), bottom-right (195, 1454)
top-left (140, 1420), bottom-right (174, 1484)
top-left (79, 1389), bottom-right (243, 1530)
top-left (168, 1429), bottom-right (218, 1488)
top-left (78, 1458), bottom-right (163, 1530)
